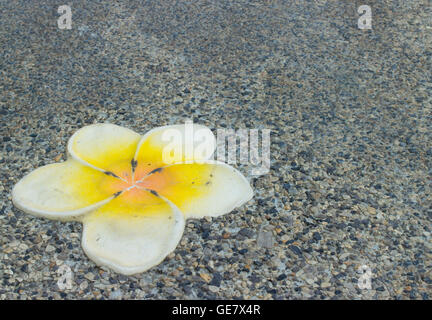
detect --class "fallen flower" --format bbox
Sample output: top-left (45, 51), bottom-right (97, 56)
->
top-left (12, 123), bottom-right (253, 275)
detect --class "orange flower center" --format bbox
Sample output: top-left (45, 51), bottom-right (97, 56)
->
top-left (100, 160), bottom-right (168, 200)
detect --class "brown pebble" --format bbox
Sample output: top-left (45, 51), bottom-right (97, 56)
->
top-left (200, 273), bottom-right (211, 283)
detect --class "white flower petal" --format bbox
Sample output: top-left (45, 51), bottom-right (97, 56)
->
top-left (12, 160), bottom-right (120, 221)
top-left (67, 123), bottom-right (141, 174)
top-left (81, 191), bottom-right (185, 275)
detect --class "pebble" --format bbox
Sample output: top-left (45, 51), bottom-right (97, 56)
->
top-left (208, 286), bottom-right (220, 293)
top-left (199, 273), bottom-right (211, 283)
top-left (79, 281), bottom-right (88, 291)
top-left (109, 289), bottom-right (123, 300)
top-left (45, 245), bottom-right (56, 253)
top-left (289, 245), bottom-right (302, 256)
top-left (84, 273), bottom-right (95, 281)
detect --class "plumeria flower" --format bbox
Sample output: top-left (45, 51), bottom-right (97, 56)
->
top-left (12, 123), bottom-right (253, 275)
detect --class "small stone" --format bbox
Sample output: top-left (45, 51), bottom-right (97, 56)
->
top-left (281, 235), bottom-right (290, 243)
top-left (8, 241), bottom-right (20, 248)
top-left (200, 273), bottom-right (211, 283)
top-left (277, 274), bottom-right (287, 281)
top-left (84, 273), bottom-right (95, 281)
top-left (18, 243), bottom-right (29, 250)
top-left (79, 281), bottom-right (88, 291)
top-left (340, 253), bottom-right (351, 260)
top-left (109, 289), bottom-right (123, 300)
top-left (210, 272), bottom-right (223, 287)
top-left (238, 228), bottom-right (254, 238)
top-left (45, 245), bottom-right (56, 253)
top-left (289, 245), bottom-right (302, 256)
top-left (208, 285), bottom-right (219, 293)
top-left (367, 207), bottom-right (376, 215)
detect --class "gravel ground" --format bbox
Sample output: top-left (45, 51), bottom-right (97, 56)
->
top-left (0, 0), bottom-right (431, 299)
